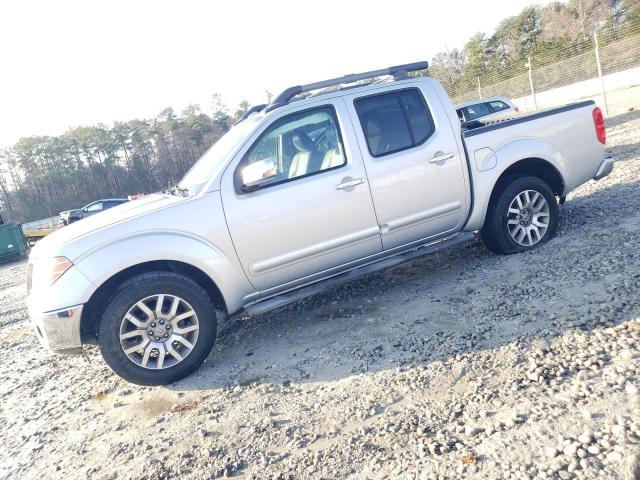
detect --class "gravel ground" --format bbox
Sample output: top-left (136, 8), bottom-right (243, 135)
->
top-left (1, 111), bottom-right (639, 480)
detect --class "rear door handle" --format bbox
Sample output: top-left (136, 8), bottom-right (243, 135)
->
top-left (429, 152), bottom-right (454, 164)
top-left (336, 178), bottom-right (364, 190)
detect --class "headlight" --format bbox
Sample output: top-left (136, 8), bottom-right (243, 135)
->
top-left (38, 256), bottom-right (73, 286)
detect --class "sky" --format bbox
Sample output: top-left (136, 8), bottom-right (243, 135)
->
top-left (0, 0), bottom-right (548, 147)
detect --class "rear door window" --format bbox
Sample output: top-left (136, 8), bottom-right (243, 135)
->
top-left (354, 89), bottom-right (434, 158)
top-left (488, 100), bottom-right (510, 112)
top-left (462, 103), bottom-right (491, 121)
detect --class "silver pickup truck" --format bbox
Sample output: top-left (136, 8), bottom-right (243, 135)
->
top-left (27, 62), bottom-right (613, 385)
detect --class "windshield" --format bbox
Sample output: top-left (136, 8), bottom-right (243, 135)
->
top-left (178, 117), bottom-right (259, 194)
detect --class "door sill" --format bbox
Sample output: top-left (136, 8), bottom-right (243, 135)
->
top-left (239, 231), bottom-right (476, 317)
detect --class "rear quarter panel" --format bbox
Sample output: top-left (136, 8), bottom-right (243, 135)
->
top-left (463, 102), bottom-right (605, 230)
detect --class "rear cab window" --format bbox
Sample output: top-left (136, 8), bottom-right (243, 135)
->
top-left (354, 88), bottom-right (435, 158)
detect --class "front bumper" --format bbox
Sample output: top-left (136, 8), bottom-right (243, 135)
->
top-left (29, 303), bottom-right (84, 354)
top-left (593, 154), bottom-right (614, 180)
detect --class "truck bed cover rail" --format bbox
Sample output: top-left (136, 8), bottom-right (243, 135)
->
top-left (463, 100), bottom-right (595, 137)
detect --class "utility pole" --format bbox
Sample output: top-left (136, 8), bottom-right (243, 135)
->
top-left (594, 31), bottom-right (609, 116)
top-left (526, 56), bottom-right (537, 110)
top-left (477, 77), bottom-right (482, 99)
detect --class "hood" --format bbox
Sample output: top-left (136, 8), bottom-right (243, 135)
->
top-left (32, 193), bottom-right (186, 260)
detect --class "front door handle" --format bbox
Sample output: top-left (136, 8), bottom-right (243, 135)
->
top-left (335, 178), bottom-right (364, 190)
top-left (429, 152), bottom-right (454, 164)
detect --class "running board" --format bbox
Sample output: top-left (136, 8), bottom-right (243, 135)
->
top-left (241, 232), bottom-right (476, 317)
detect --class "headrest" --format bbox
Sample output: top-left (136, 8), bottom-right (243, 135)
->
top-left (365, 118), bottom-right (381, 136)
top-left (292, 130), bottom-right (315, 152)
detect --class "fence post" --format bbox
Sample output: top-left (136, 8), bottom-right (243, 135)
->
top-left (594, 31), bottom-right (609, 117)
top-left (477, 77), bottom-right (482, 99)
top-left (526, 56), bottom-right (537, 110)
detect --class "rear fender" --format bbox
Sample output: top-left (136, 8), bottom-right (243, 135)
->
top-left (465, 137), bottom-right (567, 231)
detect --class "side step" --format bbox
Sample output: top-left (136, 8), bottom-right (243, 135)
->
top-left (242, 232), bottom-right (476, 317)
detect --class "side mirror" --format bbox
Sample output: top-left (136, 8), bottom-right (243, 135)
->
top-left (241, 159), bottom-right (277, 190)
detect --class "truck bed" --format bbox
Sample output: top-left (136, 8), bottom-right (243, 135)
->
top-left (461, 100), bottom-right (596, 136)
top-left (458, 99), bottom-right (606, 231)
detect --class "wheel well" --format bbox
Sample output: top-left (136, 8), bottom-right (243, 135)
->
top-left (81, 260), bottom-right (226, 343)
top-left (486, 158), bottom-right (564, 214)
top-left (494, 158), bottom-right (564, 197)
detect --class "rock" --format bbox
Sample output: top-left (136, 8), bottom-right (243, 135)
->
top-left (587, 445), bottom-right (601, 455)
top-left (606, 451), bottom-right (623, 463)
top-left (545, 447), bottom-right (560, 458)
top-left (619, 349), bottom-right (637, 360)
top-left (527, 372), bottom-right (540, 383)
top-left (464, 426), bottom-right (484, 437)
top-left (563, 443), bottom-right (579, 457)
top-left (577, 433), bottom-right (592, 445)
top-left (611, 424), bottom-right (626, 437)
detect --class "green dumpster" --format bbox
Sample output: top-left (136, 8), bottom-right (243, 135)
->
top-left (0, 223), bottom-right (29, 263)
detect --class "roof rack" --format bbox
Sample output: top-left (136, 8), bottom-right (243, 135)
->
top-left (233, 103), bottom-right (268, 125)
top-left (266, 61), bottom-right (429, 112)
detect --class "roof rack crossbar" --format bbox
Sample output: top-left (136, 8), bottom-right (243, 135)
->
top-left (267, 61), bottom-right (428, 112)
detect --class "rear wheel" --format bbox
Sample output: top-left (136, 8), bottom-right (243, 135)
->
top-left (97, 271), bottom-right (221, 385)
top-left (481, 175), bottom-right (559, 255)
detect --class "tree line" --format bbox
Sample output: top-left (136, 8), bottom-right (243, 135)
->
top-left (0, 96), bottom-right (252, 222)
top-left (1, 0), bottom-right (639, 223)
top-left (427, 0), bottom-right (640, 97)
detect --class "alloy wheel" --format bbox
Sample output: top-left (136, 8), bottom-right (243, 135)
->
top-left (506, 189), bottom-right (550, 247)
top-left (118, 294), bottom-right (199, 369)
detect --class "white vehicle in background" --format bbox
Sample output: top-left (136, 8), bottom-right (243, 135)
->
top-left (455, 96), bottom-right (518, 123)
top-left (26, 62), bottom-right (613, 385)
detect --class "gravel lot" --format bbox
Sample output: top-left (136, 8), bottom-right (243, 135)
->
top-left (1, 111), bottom-right (639, 480)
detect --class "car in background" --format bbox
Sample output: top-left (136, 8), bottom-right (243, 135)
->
top-left (59, 198), bottom-right (128, 226)
top-left (455, 96), bottom-right (518, 123)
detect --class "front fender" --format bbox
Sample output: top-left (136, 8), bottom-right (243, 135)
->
top-left (74, 231), bottom-right (253, 314)
top-left (465, 137), bottom-right (566, 231)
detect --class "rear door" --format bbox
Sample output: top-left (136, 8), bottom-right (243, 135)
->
top-left (346, 83), bottom-right (468, 250)
top-left (221, 99), bottom-right (382, 292)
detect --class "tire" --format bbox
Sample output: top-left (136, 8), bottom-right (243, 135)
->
top-left (97, 271), bottom-right (221, 385)
top-left (481, 175), bottom-right (559, 255)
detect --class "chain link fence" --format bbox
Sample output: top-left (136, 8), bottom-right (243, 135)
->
top-left (451, 23), bottom-right (640, 117)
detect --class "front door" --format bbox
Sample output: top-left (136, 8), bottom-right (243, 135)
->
top-left (221, 100), bottom-right (381, 292)
top-left (347, 84), bottom-right (468, 250)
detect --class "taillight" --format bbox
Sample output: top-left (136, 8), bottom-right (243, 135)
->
top-left (592, 107), bottom-right (606, 144)
top-left (515, 106), bottom-right (519, 113)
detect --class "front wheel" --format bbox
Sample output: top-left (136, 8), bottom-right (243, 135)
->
top-left (481, 175), bottom-right (559, 255)
top-left (98, 271), bottom-right (221, 385)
